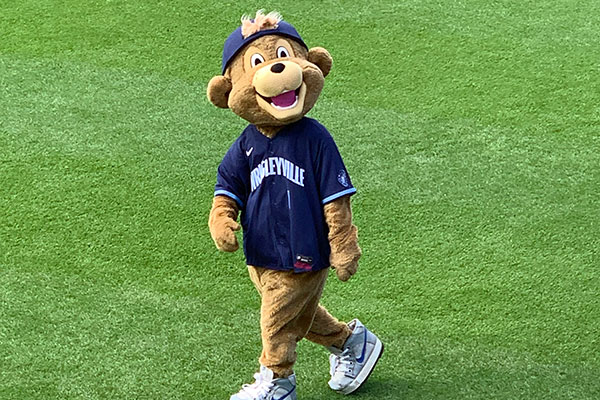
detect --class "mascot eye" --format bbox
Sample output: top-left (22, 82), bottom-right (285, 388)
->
top-left (251, 53), bottom-right (265, 67)
top-left (276, 46), bottom-right (290, 58)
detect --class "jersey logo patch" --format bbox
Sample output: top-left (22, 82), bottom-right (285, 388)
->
top-left (246, 147), bottom-right (254, 157)
top-left (337, 170), bottom-right (349, 187)
top-left (294, 255), bottom-right (313, 271)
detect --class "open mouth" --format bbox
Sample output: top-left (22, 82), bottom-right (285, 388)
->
top-left (259, 88), bottom-right (300, 110)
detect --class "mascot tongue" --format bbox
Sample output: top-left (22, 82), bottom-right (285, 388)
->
top-left (270, 90), bottom-right (296, 107)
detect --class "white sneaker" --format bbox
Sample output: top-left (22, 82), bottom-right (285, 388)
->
top-left (328, 319), bottom-right (384, 394)
top-left (230, 365), bottom-right (297, 400)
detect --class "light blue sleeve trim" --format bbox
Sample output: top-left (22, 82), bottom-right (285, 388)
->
top-left (215, 190), bottom-right (244, 208)
top-left (321, 187), bottom-right (357, 205)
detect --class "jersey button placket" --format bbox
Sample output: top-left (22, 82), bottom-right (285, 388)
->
top-left (268, 142), bottom-right (275, 185)
top-left (268, 140), bottom-right (291, 267)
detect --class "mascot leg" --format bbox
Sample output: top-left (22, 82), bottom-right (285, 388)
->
top-left (248, 266), bottom-right (335, 377)
top-left (304, 305), bottom-right (352, 349)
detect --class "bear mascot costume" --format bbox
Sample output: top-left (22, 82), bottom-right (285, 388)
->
top-left (206, 11), bottom-right (383, 399)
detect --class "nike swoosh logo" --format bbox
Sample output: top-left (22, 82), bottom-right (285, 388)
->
top-left (355, 330), bottom-right (368, 363)
top-left (246, 147), bottom-right (253, 157)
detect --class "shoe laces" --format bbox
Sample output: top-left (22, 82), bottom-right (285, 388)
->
top-left (333, 348), bottom-right (355, 375)
top-left (240, 372), bottom-right (275, 399)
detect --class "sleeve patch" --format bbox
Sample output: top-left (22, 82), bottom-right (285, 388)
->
top-left (337, 170), bottom-right (350, 187)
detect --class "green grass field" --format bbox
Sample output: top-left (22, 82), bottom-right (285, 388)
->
top-left (1, 1), bottom-right (599, 399)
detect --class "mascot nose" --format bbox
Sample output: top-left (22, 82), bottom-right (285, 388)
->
top-left (270, 63), bottom-right (285, 73)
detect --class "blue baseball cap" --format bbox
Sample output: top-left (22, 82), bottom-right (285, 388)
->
top-left (221, 20), bottom-right (308, 74)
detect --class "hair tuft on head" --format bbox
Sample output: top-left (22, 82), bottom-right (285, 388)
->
top-left (241, 10), bottom-right (282, 38)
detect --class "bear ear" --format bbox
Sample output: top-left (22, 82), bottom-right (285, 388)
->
top-left (307, 47), bottom-right (333, 78)
top-left (207, 75), bottom-right (232, 108)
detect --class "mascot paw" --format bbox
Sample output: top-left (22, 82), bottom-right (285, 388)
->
top-left (334, 260), bottom-right (358, 282)
top-left (213, 220), bottom-right (240, 252)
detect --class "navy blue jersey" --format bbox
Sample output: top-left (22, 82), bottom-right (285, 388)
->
top-left (214, 117), bottom-right (356, 273)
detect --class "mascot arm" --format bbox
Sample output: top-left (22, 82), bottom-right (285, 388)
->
top-left (208, 195), bottom-right (241, 252)
top-left (324, 195), bottom-right (361, 281)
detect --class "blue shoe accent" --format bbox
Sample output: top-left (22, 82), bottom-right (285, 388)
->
top-left (355, 329), bottom-right (368, 363)
top-left (274, 385), bottom-right (296, 400)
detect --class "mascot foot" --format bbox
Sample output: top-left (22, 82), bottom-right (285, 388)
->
top-left (327, 319), bottom-right (384, 394)
top-left (231, 365), bottom-right (297, 400)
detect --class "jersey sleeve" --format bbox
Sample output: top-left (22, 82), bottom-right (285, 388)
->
top-left (315, 133), bottom-right (357, 205)
top-left (214, 139), bottom-right (249, 208)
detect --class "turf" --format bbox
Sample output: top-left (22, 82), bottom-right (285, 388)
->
top-left (1, 1), bottom-right (599, 399)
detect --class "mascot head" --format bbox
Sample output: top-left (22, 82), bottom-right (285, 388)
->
top-left (207, 11), bottom-right (333, 133)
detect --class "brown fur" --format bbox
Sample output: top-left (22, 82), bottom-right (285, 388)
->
top-left (207, 35), bottom-right (332, 133)
top-left (324, 196), bottom-right (362, 281)
top-left (248, 266), bottom-right (351, 377)
top-left (207, 14), bottom-right (360, 377)
top-left (208, 195), bottom-right (239, 252)
top-left (206, 75), bottom-right (232, 109)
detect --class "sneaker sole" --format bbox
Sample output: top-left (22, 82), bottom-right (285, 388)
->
top-left (338, 337), bottom-right (384, 395)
